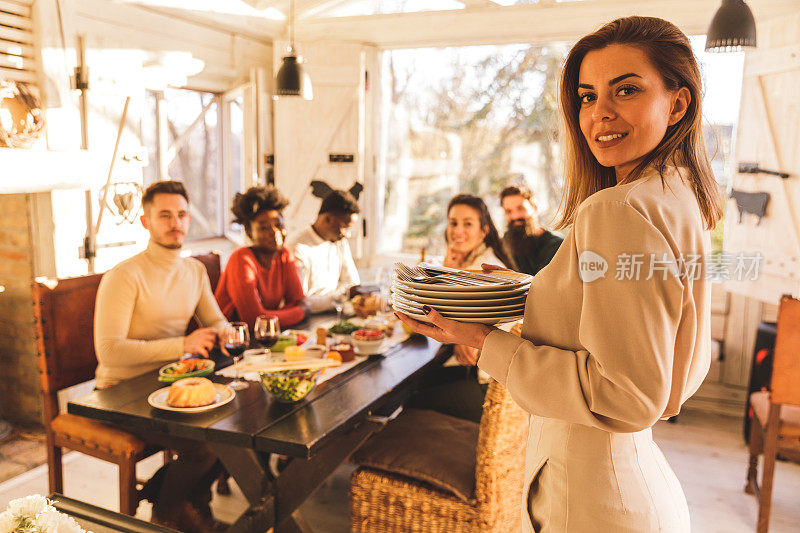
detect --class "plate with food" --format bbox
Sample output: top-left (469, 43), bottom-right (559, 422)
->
top-left (158, 358), bottom-right (215, 383)
top-left (148, 377), bottom-right (235, 412)
top-left (283, 330), bottom-right (310, 345)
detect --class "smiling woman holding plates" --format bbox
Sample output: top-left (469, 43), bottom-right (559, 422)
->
top-left (396, 16), bottom-right (722, 532)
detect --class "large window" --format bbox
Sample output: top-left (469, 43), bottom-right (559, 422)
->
top-left (379, 43), bottom-right (568, 258)
top-left (142, 87), bottom-right (247, 240)
top-left (377, 38), bottom-right (743, 259)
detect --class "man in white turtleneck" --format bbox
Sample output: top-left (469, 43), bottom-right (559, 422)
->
top-left (94, 181), bottom-right (228, 388)
top-left (93, 180), bottom-right (228, 532)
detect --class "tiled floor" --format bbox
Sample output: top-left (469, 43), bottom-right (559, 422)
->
top-left (1, 409), bottom-right (799, 532)
top-left (0, 427), bottom-right (46, 484)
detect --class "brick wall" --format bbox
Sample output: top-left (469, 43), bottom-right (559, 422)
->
top-left (0, 194), bottom-right (43, 426)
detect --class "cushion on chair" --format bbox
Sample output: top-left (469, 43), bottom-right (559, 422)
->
top-left (50, 414), bottom-right (147, 458)
top-left (750, 391), bottom-right (800, 439)
top-left (351, 408), bottom-right (479, 503)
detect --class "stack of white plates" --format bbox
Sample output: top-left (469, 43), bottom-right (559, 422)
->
top-left (391, 268), bottom-right (531, 325)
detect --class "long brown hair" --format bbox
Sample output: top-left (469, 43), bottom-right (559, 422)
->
top-left (446, 194), bottom-right (514, 269)
top-left (555, 16), bottom-right (723, 230)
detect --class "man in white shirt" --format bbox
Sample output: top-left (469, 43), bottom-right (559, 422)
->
top-left (288, 190), bottom-right (361, 313)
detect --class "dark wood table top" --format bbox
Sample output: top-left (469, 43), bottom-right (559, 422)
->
top-left (68, 330), bottom-right (442, 458)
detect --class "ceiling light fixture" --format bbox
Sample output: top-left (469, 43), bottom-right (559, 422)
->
top-left (705, 0), bottom-right (757, 52)
top-left (274, 0), bottom-right (312, 100)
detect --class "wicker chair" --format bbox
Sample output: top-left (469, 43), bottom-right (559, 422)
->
top-left (350, 380), bottom-right (529, 532)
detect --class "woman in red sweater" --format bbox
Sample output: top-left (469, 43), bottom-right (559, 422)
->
top-left (215, 186), bottom-right (309, 331)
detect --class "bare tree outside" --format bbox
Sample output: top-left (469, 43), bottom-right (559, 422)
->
top-left (380, 44), bottom-right (568, 257)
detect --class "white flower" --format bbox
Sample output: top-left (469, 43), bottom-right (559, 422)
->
top-left (36, 508), bottom-right (62, 529)
top-left (7, 495), bottom-right (50, 517)
top-left (0, 511), bottom-right (16, 533)
top-left (37, 509), bottom-right (85, 533)
top-left (1, 495), bottom-right (87, 533)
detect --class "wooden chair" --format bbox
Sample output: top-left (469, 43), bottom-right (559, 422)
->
top-left (745, 294), bottom-right (800, 533)
top-left (186, 251), bottom-right (222, 334)
top-left (350, 380), bottom-right (529, 532)
top-left (32, 275), bottom-right (164, 516)
top-left (191, 251), bottom-right (221, 291)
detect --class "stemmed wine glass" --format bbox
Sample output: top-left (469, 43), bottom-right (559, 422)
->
top-left (223, 322), bottom-right (249, 390)
top-left (332, 286), bottom-right (349, 323)
top-left (254, 315), bottom-right (280, 352)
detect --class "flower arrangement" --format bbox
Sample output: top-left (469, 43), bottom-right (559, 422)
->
top-left (0, 495), bottom-right (88, 533)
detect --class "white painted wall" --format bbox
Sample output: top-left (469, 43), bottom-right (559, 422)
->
top-left (273, 40), bottom-right (374, 258)
top-left (27, 0), bottom-right (273, 277)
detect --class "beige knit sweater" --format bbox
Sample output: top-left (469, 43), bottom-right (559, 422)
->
top-left (93, 241), bottom-right (228, 388)
top-left (478, 166), bottom-right (712, 432)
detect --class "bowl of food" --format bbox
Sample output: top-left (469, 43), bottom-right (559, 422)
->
top-left (352, 328), bottom-right (386, 355)
top-left (328, 320), bottom-right (360, 339)
top-left (158, 358), bottom-right (215, 383)
top-left (260, 368), bottom-right (319, 403)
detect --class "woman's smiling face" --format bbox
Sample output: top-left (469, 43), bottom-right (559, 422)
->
top-left (577, 44), bottom-right (689, 180)
top-left (446, 204), bottom-right (488, 255)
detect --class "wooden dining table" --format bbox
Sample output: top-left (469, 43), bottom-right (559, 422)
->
top-left (68, 316), bottom-right (444, 533)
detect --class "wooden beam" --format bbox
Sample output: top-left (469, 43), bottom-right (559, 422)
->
top-left (298, 0), bottom-right (351, 19)
top-left (744, 43), bottom-right (800, 77)
top-left (120, 2), bottom-right (284, 43)
top-left (460, 0), bottom-right (498, 7)
top-left (295, 0), bottom-right (800, 48)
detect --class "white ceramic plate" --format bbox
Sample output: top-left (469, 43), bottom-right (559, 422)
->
top-left (392, 300), bottom-right (524, 318)
top-left (391, 288), bottom-right (528, 307)
top-left (398, 276), bottom-right (530, 292)
top-left (392, 293), bottom-right (525, 313)
top-left (464, 270), bottom-right (532, 283)
top-left (148, 383), bottom-right (235, 413)
top-left (392, 303), bottom-right (522, 325)
top-left (394, 282), bottom-right (529, 299)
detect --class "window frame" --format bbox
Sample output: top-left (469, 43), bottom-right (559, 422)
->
top-left (146, 86), bottom-right (250, 244)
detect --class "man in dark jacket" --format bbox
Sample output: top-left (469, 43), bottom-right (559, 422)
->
top-left (500, 185), bottom-right (562, 276)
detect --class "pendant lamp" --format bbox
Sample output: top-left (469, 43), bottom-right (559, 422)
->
top-left (275, 0), bottom-right (313, 100)
top-left (705, 0), bottom-right (757, 52)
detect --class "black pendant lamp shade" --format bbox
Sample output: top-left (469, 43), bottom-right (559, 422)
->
top-left (705, 0), bottom-right (757, 52)
top-left (275, 0), bottom-right (312, 100)
top-left (275, 53), bottom-right (313, 100)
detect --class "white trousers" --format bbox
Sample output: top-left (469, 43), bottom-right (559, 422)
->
top-left (522, 416), bottom-right (691, 532)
